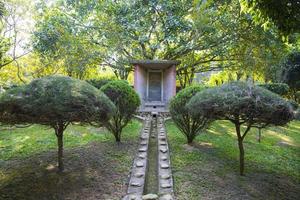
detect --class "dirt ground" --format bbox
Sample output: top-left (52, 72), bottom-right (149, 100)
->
top-left (0, 141), bottom-right (138, 200)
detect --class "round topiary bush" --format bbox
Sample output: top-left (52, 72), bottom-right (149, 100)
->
top-left (188, 81), bottom-right (294, 175)
top-left (0, 76), bottom-right (115, 172)
top-left (170, 85), bottom-right (210, 144)
top-left (258, 83), bottom-right (289, 96)
top-left (86, 77), bottom-right (117, 89)
top-left (100, 80), bottom-right (140, 142)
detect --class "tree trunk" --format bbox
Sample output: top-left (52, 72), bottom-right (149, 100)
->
top-left (115, 134), bottom-right (121, 142)
top-left (237, 137), bottom-right (245, 176)
top-left (114, 129), bottom-right (121, 143)
top-left (235, 123), bottom-right (245, 176)
top-left (187, 140), bottom-right (194, 144)
top-left (187, 68), bottom-right (195, 86)
top-left (187, 134), bottom-right (194, 145)
top-left (55, 125), bottom-right (64, 172)
top-left (257, 128), bottom-right (261, 143)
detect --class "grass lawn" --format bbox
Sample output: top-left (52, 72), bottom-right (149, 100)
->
top-left (166, 120), bottom-right (300, 200)
top-left (0, 120), bottom-right (142, 200)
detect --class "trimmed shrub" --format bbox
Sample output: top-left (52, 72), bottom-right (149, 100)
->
top-left (170, 85), bottom-right (210, 144)
top-left (188, 81), bottom-right (294, 175)
top-left (100, 80), bottom-right (140, 142)
top-left (86, 77), bottom-right (116, 89)
top-left (0, 76), bottom-right (115, 172)
top-left (258, 83), bottom-right (289, 96)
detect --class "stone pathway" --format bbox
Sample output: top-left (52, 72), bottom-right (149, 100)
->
top-left (123, 114), bottom-right (174, 200)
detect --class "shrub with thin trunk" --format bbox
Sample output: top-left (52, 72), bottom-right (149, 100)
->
top-left (188, 81), bottom-right (294, 175)
top-left (0, 76), bottom-right (115, 172)
top-left (100, 80), bottom-right (140, 142)
top-left (169, 85), bottom-right (210, 144)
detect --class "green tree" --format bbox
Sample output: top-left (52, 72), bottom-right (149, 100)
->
top-left (170, 85), bottom-right (210, 144)
top-left (100, 80), bottom-right (140, 142)
top-left (32, 6), bottom-right (101, 80)
top-left (188, 81), bottom-right (294, 175)
top-left (32, 0), bottom-right (287, 86)
top-left (280, 51), bottom-right (300, 102)
top-left (0, 1), bottom-right (5, 19)
top-left (32, 0), bottom-right (237, 82)
top-left (0, 0), bottom-right (8, 69)
top-left (240, 0), bottom-right (300, 36)
top-left (0, 76), bottom-right (115, 172)
top-left (0, 0), bottom-right (34, 71)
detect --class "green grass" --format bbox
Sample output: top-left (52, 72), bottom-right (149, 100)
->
top-left (0, 120), bottom-right (141, 161)
top-left (1, 118), bottom-right (299, 199)
top-left (166, 120), bottom-right (300, 199)
top-left (0, 120), bottom-right (142, 200)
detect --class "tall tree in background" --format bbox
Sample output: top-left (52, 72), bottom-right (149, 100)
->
top-left (0, 0), bottom-right (9, 70)
top-left (0, 1), bottom-right (5, 19)
top-left (240, 0), bottom-right (300, 37)
top-left (32, 3), bottom-right (102, 80)
top-left (0, 0), bottom-right (33, 75)
top-left (32, 0), bottom-right (235, 82)
top-left (280, 51), bottom-right (300, 102)
top-left (32, 0), bottom-right (288, 86)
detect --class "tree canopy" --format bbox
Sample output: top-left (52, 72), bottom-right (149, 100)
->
top-left (189, 81), bottom-right (293, 126)
top-left (30, 0), bottom-right (289, 87)
top-left (0, 76), bottom-right (114, 124)
top-left (240, 0), bottom-right (300, 36)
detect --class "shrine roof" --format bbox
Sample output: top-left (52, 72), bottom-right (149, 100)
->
top-left (130, 60), bottom-right (180, 69)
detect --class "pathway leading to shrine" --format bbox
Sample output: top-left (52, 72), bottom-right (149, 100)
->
top-left (123, 114), bottom-right (174, 200)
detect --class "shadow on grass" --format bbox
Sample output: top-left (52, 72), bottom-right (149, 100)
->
top-left (0, 140), bottom-right (137, 200)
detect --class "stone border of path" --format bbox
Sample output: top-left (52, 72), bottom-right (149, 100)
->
top-left (157, 116), bottom-right (175, 200)
top-left (123, 116), bottom-right (151, 200)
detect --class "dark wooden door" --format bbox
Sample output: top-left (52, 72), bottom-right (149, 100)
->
top-left (148, 72), bottom-right (162, 101)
